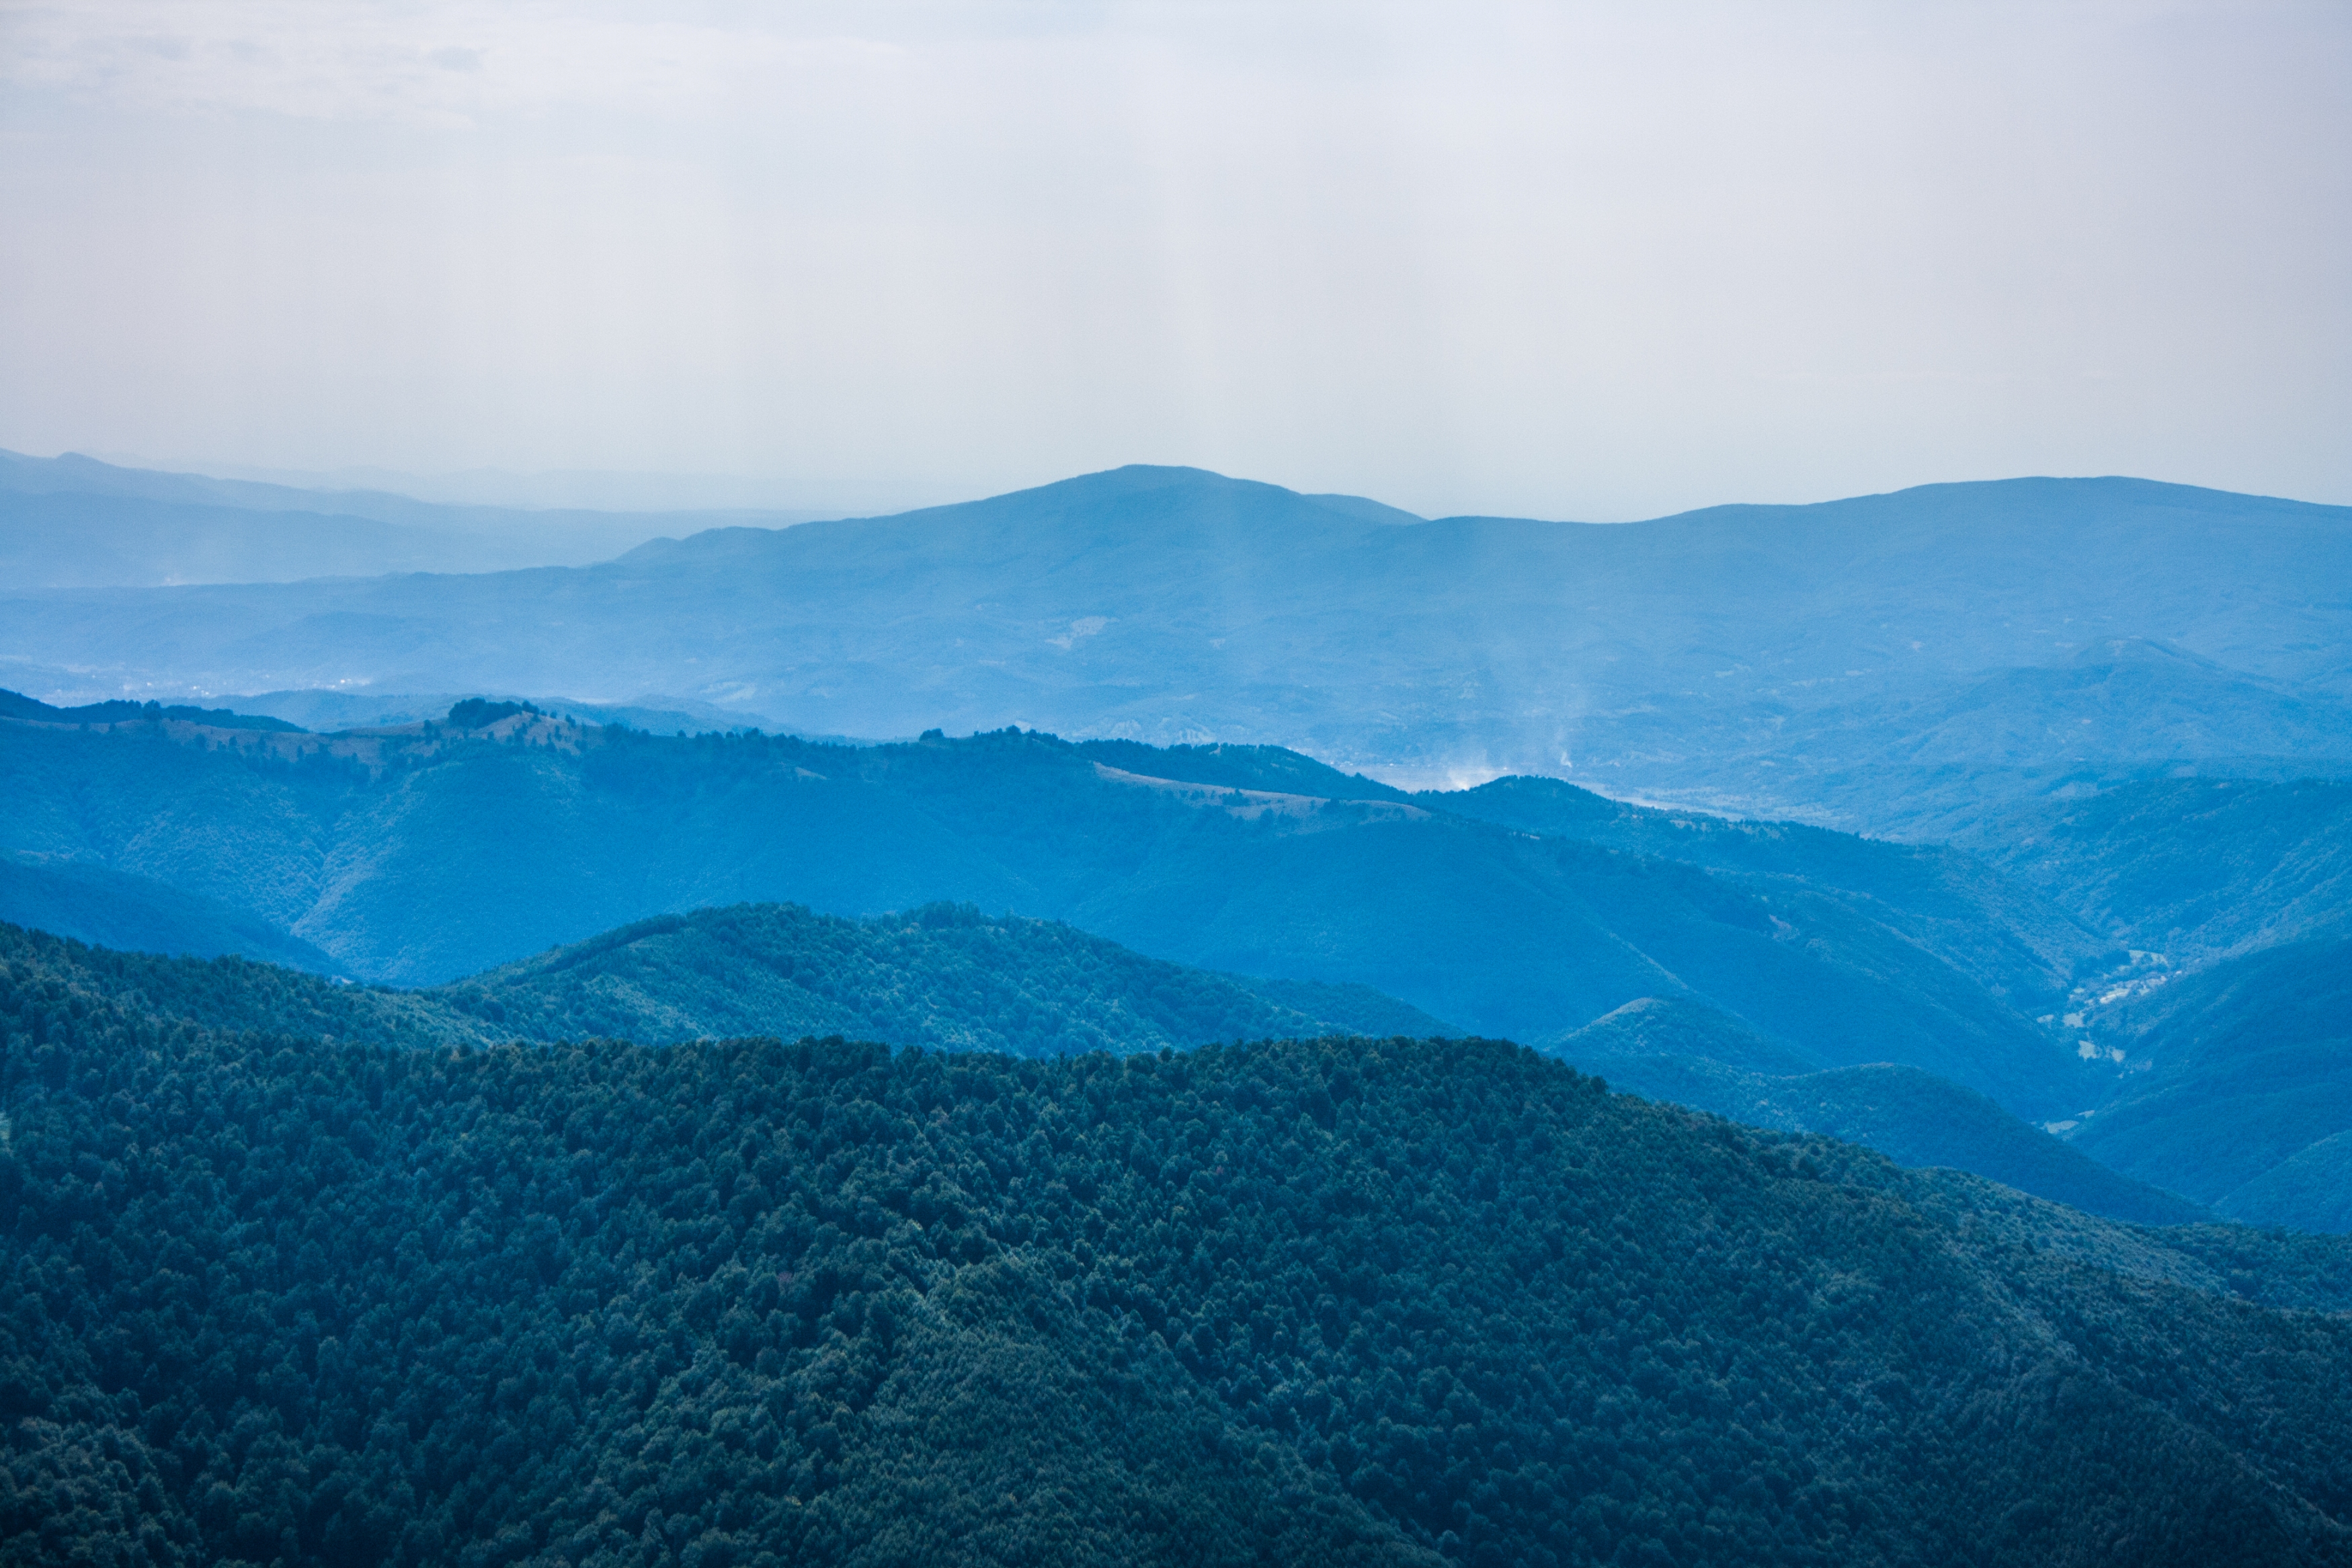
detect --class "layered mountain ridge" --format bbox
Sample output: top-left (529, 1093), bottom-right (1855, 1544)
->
top-left (7, 460), bottom-right (2347, 833)
top-left (0, 701), bottom-right (2100, 1116)
top-left (10, 690), bottom-right (2345, 1227)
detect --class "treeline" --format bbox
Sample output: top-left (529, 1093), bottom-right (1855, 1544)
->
top-left (5, 931), bottom-right (2351, 1567)
top-left (0, 904), bottom-right (1447, 1064)
top-left (0, 925), bottom-right (473, 1049)
top-left (0, 688), bottom-right (304, 733)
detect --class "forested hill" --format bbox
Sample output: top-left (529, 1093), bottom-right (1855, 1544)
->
top-left (1549, 998), bottom-right (2209, 1229)
top-left (0, 708), bottom-right (2101, 1116)
top-left (0, 905), bottom-right (1451, 1061)
top-left (0, 921), bottom-right (2179, 1227)
top-left (1969, 776), bottom-right (2352, 964)
top-left (7, 935), bottom-right (2352, 1567)
top-left (439, 903), bottom-right (1454, 1051)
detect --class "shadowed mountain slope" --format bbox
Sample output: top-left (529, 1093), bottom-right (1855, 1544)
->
top-left (1968, 776), bottom-right (2352, 964)
top-left (1547, 998), bottom-right (2209, 1228)
top-left (0, 854), bottom-right (343, 975)
top-left (1416, 774), bottom-right (2106, 1003)
top-left (2064, 936), bottom-right (2352, 1229)
top-left (0, 709), bottom-right (2097, 1114)
top-left (2222, 1135), bottom-right (2352, 1236)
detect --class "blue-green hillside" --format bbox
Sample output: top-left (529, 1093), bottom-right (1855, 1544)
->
top-left (435, 902), bottom-right (1454, 1054)
top-left (0, 899), bottom-right (1450, 1062)
top-left (0, 706), bottom-right (2097, 1115)
top-left (1970, 776), bottom-right (2352, 962)
top-left (2066, 936), bottom-right (2352, 1229)
top-left (1415, 774), bottom-right (2106, 1001)
top-left (1548, 998), bottom-right (2208, 1227)
top-left (0, 852), bottom-right (341, 974)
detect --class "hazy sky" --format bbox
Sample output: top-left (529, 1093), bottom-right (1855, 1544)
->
top-left (2, 1), bottom-right (2346, 519)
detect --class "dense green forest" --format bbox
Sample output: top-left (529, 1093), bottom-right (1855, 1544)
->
top-left (0, 919), bottom-right (2187, 1227)
top-left (7, 925), bottom-right (2352, 1567)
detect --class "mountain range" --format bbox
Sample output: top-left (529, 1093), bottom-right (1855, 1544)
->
top-left (7, 445), bottom-right (2348, 1565)
top-left (15, 682), bottom-right (2351, 1225)
top-left (6, 458), bottom-right (2347, 834)
top-left (0, 698), bottom-right (2105, 1116)
top-left (0, 448), bottom-right (775, 585)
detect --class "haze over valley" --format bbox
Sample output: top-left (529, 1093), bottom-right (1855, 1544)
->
top-left (9, 452), bottom-right (2347, 835)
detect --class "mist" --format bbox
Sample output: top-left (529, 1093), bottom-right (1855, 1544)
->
top-left (4, 0), bottom-right (2347, 518)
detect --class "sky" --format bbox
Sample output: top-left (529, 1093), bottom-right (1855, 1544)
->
top-left (1, 0), bottom-right (2347, 520)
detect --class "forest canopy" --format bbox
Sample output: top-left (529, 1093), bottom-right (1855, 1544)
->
top-left (5, 925), bottom-right (2351, 1567)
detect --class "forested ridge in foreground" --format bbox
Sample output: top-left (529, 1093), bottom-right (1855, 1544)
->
top-left (0, 914), bottom-right (2179, 1233)
top-left (7, 928), bottom-right (2352, 1567)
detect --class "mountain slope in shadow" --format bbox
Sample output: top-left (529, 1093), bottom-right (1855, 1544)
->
top-left (0, 706), bottom-right (2096, 1115)
top-left (1548, 997), bottom-right (2208, 1227)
